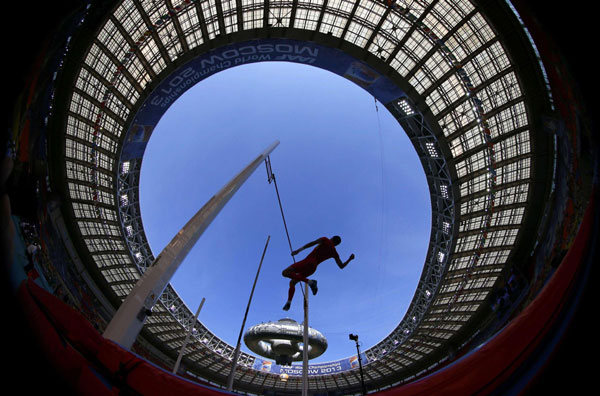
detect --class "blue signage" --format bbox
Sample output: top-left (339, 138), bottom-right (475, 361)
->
top-left (251, 353), bottom-right (369, 376)
top-left (122, 38), bottom-right (405, 161)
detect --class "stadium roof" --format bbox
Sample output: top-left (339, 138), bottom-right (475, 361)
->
top-left (46, 0), bottom-right (556, 393)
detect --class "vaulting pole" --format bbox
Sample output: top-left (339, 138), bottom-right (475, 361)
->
top-left (302, 283), bottom-right (309, 396)
top-left (103, 141), bottom-right (280, 349)
top-left (227, 235), bottom-right (270, 391)
top-left (266, 154), bottom-right (309, 392)
top-left (173, 297), bottom-right (205, 374)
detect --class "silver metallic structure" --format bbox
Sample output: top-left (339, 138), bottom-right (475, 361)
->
top-left (48, 0), bottom-right (556, 393)
top-left (244, 318), bottom-right (328, 365)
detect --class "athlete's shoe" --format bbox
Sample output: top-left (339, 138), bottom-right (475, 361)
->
top-left (308, 279), bottom-right (318, 295)
top-left (282, 301), bottom-right (291, 311)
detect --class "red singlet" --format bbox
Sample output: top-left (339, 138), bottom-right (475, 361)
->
top-left (286, 237), bottom-right (339, 302)
top-left (305, 237), bottom-right (340, 264)
top-left (291, 237), bottom-right (339, 275)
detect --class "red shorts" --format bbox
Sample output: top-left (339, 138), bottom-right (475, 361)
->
top-left (290, 257), bottom-right (318, 277)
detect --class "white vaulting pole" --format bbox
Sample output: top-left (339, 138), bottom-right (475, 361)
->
top-left (103, 141), bottom-right (280, 349)
top-left (227, 235), bottom-right (270, 391)
top-left (173, 297), bottom-right (205, 374)
top-left (302, 283), bottom-right (309, 396)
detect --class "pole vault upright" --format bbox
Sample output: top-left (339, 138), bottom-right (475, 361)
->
top-left (266, 155), bottom-right (309, 395)
top-left (303, 283), bottom-right (309, 396)
top-left (103, 141), bottom-right (280, 349)
top-left (227, 235), bottom-right (270, 391)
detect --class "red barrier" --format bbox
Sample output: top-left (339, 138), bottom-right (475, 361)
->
top-left (17, 278), bottom-right (228, 395)
top-left (18, 279), bottom-right (117, 394)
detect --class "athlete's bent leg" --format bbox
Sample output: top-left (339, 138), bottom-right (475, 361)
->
top-left (282, 260), bottom-right (317, 310)
top-left (283, 279), bottom-right (297, 311)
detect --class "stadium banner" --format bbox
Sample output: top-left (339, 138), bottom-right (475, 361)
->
top-left (121, 38), bottom-right (405, 160)
top-left (251, 353), bottom-right (370, 376)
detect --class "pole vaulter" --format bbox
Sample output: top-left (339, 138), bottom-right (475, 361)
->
top-left (265, 156), bottom-right (356, 396)
top-left (282, 236), bottom-right (355, 311)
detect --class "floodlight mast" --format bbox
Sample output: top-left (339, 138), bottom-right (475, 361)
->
top-left (350, 333), bottom-right (367, 395)
top-left (103, 141), bottom-right (280, 349)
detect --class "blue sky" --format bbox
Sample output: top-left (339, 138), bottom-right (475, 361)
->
top-left (139, 61), bottom-right (431, 364)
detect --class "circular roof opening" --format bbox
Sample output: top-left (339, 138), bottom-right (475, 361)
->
top-left (139, 61), bottom-right (431, 363)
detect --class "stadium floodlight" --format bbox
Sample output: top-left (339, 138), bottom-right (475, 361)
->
top-left (396, 98), bottom-right (415, 117)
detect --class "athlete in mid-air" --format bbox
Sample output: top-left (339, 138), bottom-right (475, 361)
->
top-left (281, 236), bottom-right (355, 311)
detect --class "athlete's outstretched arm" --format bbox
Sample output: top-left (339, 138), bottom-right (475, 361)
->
top-left (335, 254), bottom-right (355, 269)
top-left (291, 238), bottom-right (322, 256)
